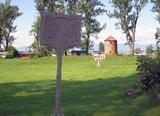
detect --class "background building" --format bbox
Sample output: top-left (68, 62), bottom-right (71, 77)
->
top-left (104, 36), bottom-right (118, 55)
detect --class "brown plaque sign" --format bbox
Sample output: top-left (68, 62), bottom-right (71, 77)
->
top-left (40, 12), bottom-right (81, 116)
top-left (41, 12), bottom-right (81, 55)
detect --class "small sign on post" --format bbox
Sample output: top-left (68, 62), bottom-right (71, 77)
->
top-left (40, 12), bottom-right (81, 116)
top-left (93, 53), bottom-right (105, 66)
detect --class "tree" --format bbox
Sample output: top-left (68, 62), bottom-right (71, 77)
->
top-left (99, 42), bottom-right (104, 52)
top-left (0, 2), bottom-right (5, 49)
top-left (63, 0), bottom-right (80, 56)
top-left (35, 0), bottom-right (65, 13)
top-left (78, 0), bottom-right (106, 55)
top-left (137, 56), bottom-right (160, 92)
top-left (65, 0), bottom-right (79, 15)
top-left (108, 0), bottom-right (148, 55)
top-left (5, 45), bottom-right (19, 58)
top-left (81, 39), bottom-right (94, 51)
top-left (134, 48), bottom-right (143, 55)
top-left (151, 0), bottom-right (160, 57)
top-left (30, 16), bottom-right (48, 56)
top-left (155, 28), bottom-right (160, 57)
top-left (30, 16), bottom-right (40, 51)
top-left (151, 0), bottom-right (160, 23)
top-left (33, 0), bottom-right (106, 56)
top-left (0, 0), bottom-right (22, 51)
top-left (30, 0), bottom-right (65, 56)
top-left (146, 44), bottom-right (154, 55)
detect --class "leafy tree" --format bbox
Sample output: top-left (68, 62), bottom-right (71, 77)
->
top-left (81, 39), bottom-right (94, 51)
top-left (30, 16), bottom-right (48, 56)
top-left (5, 45), bottom-right (19, 58)
top-left (30, 16), bottom-right (40, 50)
top-left (99, 42), bottom-right (104, 52)
top-left (137, 56), bottom-right (160, 91)
top-left (155, 28), bottom-right (160, 57)
top-left (0, 0), bottom-right (22, 51)
top-left (65, 0), bottom-right (79, 14)
top-left (0, 2), bottom-right (5, 49)
top-left (151, 0), bottom-right (160, 57)
top-left (78, 0), bottom-right (106, 55)
top-left (63, 0), bottom-right (106, 54)
top-left (32, 0), bottom-right (106, 55)
top-left (108, 0), bottom-right (148, 55)
top-left (151, 0), bottom-right (160, 23)
top-left (35, 0), bottom-right (65, 13)
top-left (63, 0), bottom-right (80, 55)
top-left (30, 0), bottom-right (65, 56)
top-left (134, 48), bottom-right (143, 55)
top-left (146, 44), bottom-right (154, 55)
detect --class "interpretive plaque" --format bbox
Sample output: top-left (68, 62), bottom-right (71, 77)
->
top-left (40, 12), bottom-right (81, 116)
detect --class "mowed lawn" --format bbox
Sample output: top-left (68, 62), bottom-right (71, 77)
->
top-left (0, 56), bottom-right (160, 116)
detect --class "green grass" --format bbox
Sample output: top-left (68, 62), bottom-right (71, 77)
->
top-left (0, 56), bottom-right (159, 116)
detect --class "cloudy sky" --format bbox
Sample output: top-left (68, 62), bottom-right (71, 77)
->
top-left (0, 0), bottom-right (160, 49)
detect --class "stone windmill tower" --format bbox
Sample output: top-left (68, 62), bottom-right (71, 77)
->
top-left (104, 36), bottom-right (118, 55)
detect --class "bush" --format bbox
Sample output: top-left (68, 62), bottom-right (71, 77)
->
top-left (137, 56), bottom-right (160, 91)
top-left (134, 48), bottom-right (143, 55)
top-left (146, 45), bottom-right (154, 56)
top-left (6, 46), bottom-right (19, 58)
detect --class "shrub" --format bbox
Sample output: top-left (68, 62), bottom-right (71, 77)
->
top-left (134, 48), bottom-right (143, 55)
top-left (6, 46), bottom-right (19, 58)
top-left (137, 56), bottom-right (160, 91)
top-left (146, 44), bottom-right (154, 56)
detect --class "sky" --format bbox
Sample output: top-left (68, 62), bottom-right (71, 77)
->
top-left (0, 0), bottom-right (160, 51)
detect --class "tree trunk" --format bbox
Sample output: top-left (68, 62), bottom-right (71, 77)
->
top-left (4, 30), bottom-right (11, 51)
top-left (53, 55), bottom-right (63, 116)
top-left (131, 43), bottom-right (134, 56)
top-left (34, 33), bottom-right (41, 55)
top-left (156, 39), bottom-right (160, 58)
top-left (64, 51), bottom-right (67, 56)
top-left (85, 34), bottom-right (90, 55)
top-left (0, 31), bottom-right (2, 50)
top-left (86, 41), bottom-right (89, 55)
top-left (5, 39), bottom-right (9, 51)
top-left (0, 38), bottom-right (2, 50)
top-left (131, 31), bottom-right (136, 56)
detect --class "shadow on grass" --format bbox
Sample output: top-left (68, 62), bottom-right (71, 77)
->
top-left (0, 74), bottom-right (159, 116)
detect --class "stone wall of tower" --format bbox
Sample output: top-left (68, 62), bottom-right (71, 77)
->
top-left (104, 40), bottom-right (117, 55)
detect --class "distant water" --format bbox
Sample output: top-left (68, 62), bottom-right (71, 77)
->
top-left (17, 44), bottom-right (155, 53)
top-left (118, 44), bottom-right (147, 53)
top-left (16, 46), bottom-right (29, 51)
top-left (94, 43), bottom-right (156, 53)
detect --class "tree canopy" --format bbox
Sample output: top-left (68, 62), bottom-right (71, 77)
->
top-left (79, 0), bottom-right (106, 54)
top-left (99, 42), bottom-right (104, 53)
top-left (146, 44), bottom-right (154, 55)
top-left (30, 0), bottom-right (65, 56)
top-left (31, 0), bottom-right (106, 55)
top-left (152, 0), bottom-right (160, 23)
top-left (0, 0), bottom-right (22, 51)
top-left (108, 0), bottom-right (148, 55)
top-left (155, 28), bottom-right (160, 56)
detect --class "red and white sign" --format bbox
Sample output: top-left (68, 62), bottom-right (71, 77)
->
top-left (93, 54), bottom-right (105, 66)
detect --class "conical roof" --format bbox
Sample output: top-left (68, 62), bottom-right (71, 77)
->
top-left (104, 36), bottom-right (117, 41)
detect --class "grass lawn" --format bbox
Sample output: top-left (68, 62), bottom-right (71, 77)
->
top-left (0, 56), bottom-right (160, 116)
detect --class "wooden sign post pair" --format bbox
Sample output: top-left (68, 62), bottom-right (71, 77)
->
top-left (40, 13), bottom-right (81, 116)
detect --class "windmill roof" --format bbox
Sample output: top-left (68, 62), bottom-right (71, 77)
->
top-left (104, 36), bottom-right (117, 41)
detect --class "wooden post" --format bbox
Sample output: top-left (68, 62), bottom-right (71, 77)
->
top-left (53, 55), bottom-right (63, 116)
